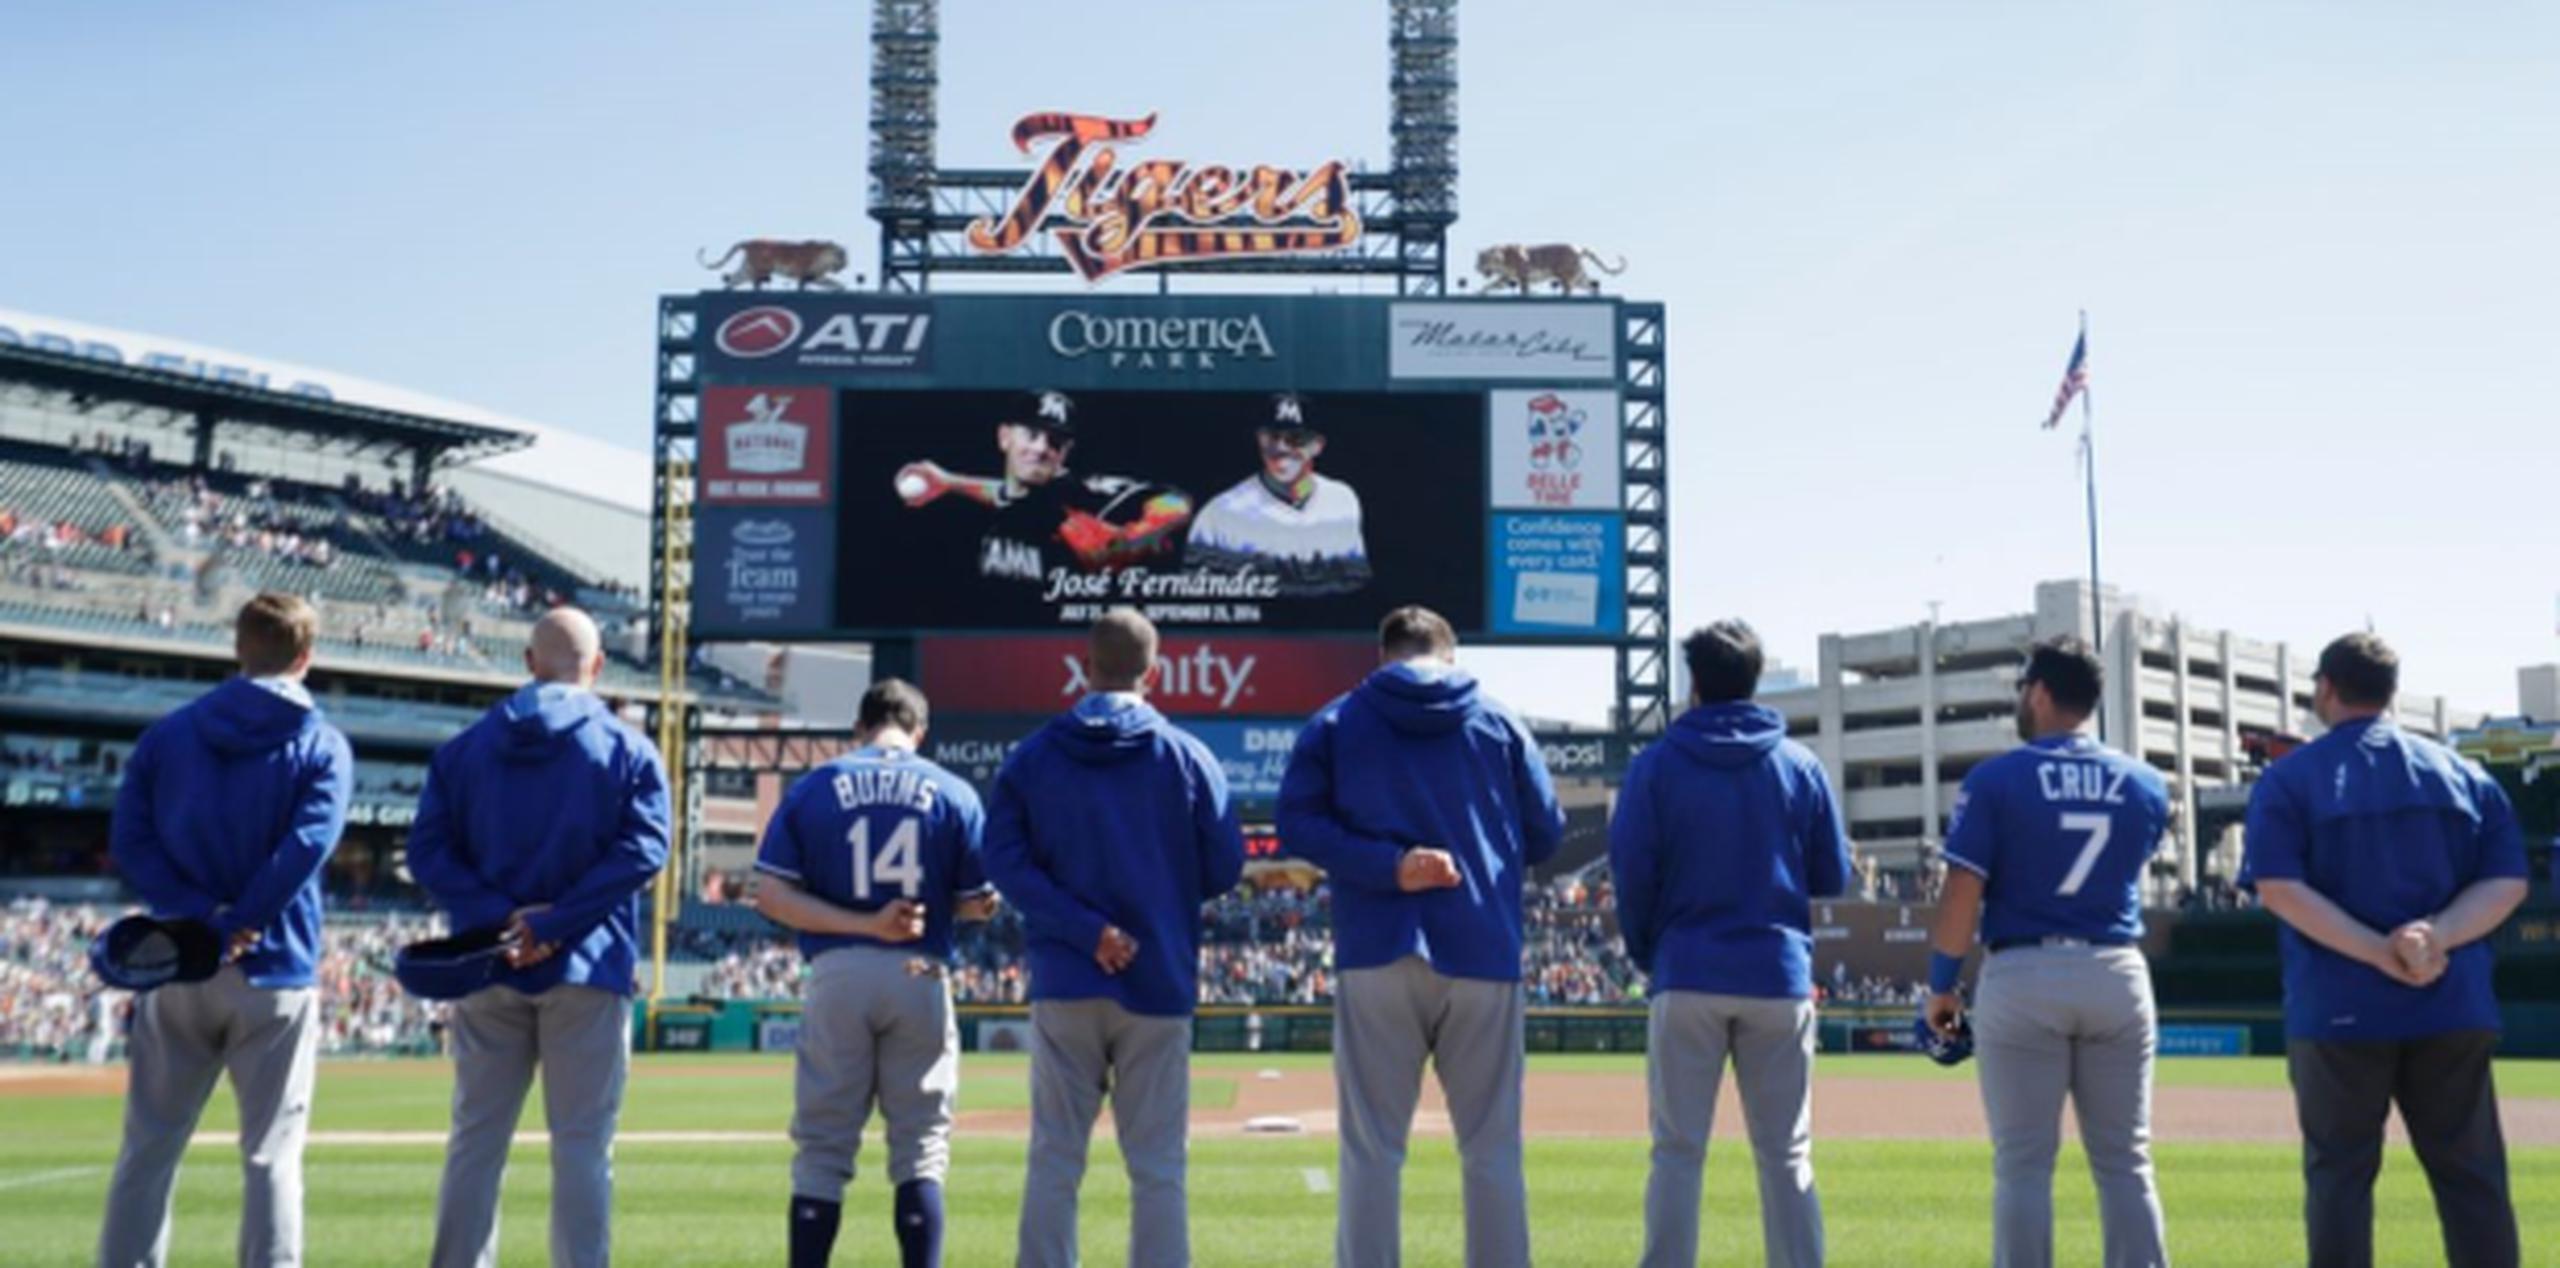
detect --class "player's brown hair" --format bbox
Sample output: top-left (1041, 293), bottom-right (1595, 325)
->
top-left (235, 592), bottom-right (318, 677)
top-left (1088, 608), bottom-right (1158, 691)
top-left (857, 678), bottom-right (930, 736)
top-left (2317, 632), bottom-right (2399, 708)
top-left (1378, 606), bottom-right (1458, 661)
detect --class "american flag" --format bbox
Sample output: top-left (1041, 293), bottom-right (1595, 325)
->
top-left (2041, 331), bottom-right (2089, 430)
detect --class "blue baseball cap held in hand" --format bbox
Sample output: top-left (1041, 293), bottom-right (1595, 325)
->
top-left (392, 927), bottom-right (515, 1001)
top-left (89, 915), bottom-right (223, 992)
top-left (1914, 1010), bottom-right (1974, 1067)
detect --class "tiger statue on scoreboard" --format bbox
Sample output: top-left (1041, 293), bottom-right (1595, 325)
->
top-left (1475, 243), bottom-right (1627, 294)
top-left (696, 239), bottom-right (851, 290)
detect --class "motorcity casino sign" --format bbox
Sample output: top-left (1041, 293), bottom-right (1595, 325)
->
top-left (962, 112), bottom-right (1360, 281)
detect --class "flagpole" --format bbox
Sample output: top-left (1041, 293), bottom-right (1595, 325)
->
top-left (2077, 309), bottom-right (2107, 747)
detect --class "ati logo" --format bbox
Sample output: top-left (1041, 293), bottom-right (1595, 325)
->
top-left (725, 394), bottom-right (809, 475)
top-left (1526, 393), bottom-right (1585, 470)
top-left (966, 112), bottom-right (1362, 281)
top-left (1058, 644), bottom-right (1259, 710)
top-left (714, 306), bottom-right (803, 359)
top-left (732, 520), bottom-right (795, 546)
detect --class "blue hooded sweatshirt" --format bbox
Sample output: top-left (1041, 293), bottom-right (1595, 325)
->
top-left (406, 683), bottom-right (670, 996)
top-left (1276, 662), bottom-right (1564, 982)
top-left (982, 694), bottom-right (1245, 1017)
top-left (1607, 702), bottom-right (1851, 999)
top-left (110, 677), bottom-right (352, 989)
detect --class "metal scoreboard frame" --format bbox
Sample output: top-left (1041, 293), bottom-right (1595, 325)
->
top-left (637, 2), bottom-right (1671, 1000)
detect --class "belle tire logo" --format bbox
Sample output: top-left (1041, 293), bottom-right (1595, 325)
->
top-left (715, 306), bottom-right (803, 359)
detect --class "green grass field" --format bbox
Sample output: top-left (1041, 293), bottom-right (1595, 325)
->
top-left (6, 1054), bottom-right (2553, 1265)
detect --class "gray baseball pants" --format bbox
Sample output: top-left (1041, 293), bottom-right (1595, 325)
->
top-left (429, 983), bottom-right (630, 1268)
top-left (1332, 955), bottom-right (1528, 1268)
top-left (1017, 996), bottom-right (1193, 1268)
top-left (1973, 944), bottom-right (2168, 1268)
top-left (1640, 991), bottom-right (1823, 1268)
top-left (97, 967), bottom-right (318, 1268)
top-left (791, 945), bottom-right (959, 1199)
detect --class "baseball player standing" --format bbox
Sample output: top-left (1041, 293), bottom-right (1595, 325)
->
top-left (406, 608), bottom-right (670, 1268)
top-left (99, 593), bottom-right (351, 1267)
top-left (1608, 620), bottom-right (1850, 1268)
top-left (2240, 633), bottom-right (2526, 1268)
top-left (751, 678), bottom-right (998, 1268)
top-left (982, 608), bottom-right (1245, 1268)
top-left (1926, 636), bottom-right (2171, 1268)
top-left (1276, 605), bottom-right (1564, 1268)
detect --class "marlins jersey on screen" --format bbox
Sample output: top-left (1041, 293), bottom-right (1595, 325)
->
top-left (1941, 733), bottom-right (2168, 945)
top-left (755, 746), bottom-right (989, 959)
top-left (1183, 474), bottom-right (1371, 596)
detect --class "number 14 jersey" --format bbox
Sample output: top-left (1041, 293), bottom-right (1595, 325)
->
top-left (756, 745), bottom-right (991, 960)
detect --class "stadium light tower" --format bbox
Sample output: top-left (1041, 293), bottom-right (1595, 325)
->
top-left (1388, 0), bottom-right (1458, 294)
top-left (868, 0), bottom-right (938, 293)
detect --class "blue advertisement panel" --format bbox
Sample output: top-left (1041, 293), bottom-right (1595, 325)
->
top-left (1185, 720), bottom-right (1305, 806)
top-left (1489, 512), bottom-right (1626, 638)
top-left (2156, 1024), bottom-right (2252, 1057)
top-left (693, 507), bottom-right (838, 637)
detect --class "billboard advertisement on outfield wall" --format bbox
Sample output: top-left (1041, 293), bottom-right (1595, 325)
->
top-left (688, 293), bottom-right (1628, 645)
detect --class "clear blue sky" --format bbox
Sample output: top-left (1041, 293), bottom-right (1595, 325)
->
top-left (6, 2), bottom-right (2555, 718)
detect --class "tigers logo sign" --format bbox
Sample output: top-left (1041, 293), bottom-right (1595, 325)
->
top-left (965, 112), bottom-right (1362, 281)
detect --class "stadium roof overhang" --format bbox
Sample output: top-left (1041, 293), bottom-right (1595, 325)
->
top-left (0, 343), bottom-right (534, 468)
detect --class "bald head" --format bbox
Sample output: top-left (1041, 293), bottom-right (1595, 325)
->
top-left (1087, 608), bottom-right (1158, 693)
top-left (526, 607), bottom-right (604, 686)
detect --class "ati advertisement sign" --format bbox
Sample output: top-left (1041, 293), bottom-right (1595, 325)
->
top-left (833, 389), bottom-right (1484, 634)
top-left (917, 636), bottom-right (1375, 716)
top-left (707, 302), bottom-right (932, 375)
top-left (963, 112), bottom-right (1360, 281)
top-left (1490, 512), bottom-right (1625, 637)
top-left (1488, 389), bottom-right (1621, 511)
top-left (693, 507), bottom-right (837, 636)
top-left (1388, 303), bottom-right (1617, 382)
top-left (699, 389), bottom-right (834, 505)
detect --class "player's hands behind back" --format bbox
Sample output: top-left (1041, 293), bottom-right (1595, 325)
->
top-left (2386, 920), bottom-right (2448, 987)
top-left (1397, 847), bottom-right (1463, 893)
top-left (864, 898), bottom-right (929, 944)
top-left (1094, 925), bottom-right (1139, 974)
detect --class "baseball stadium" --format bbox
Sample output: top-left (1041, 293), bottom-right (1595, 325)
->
top-left (7, 4), bottom-right (2559, 1267)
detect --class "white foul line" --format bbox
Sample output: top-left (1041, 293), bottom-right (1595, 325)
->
top-left (1300, 1167), bottom-right (1332, 1195)
top-left (0, 1165), bottom-right (104, 1191)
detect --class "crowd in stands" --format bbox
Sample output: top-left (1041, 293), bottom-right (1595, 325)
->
top-left (0, 898), bottom-right (447, 1061)
top-left (7, 875), bottom-right (1943, 1061)
top-left (696, 876), bottom-right (1666, 1009)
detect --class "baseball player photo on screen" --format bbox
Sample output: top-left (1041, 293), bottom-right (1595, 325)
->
top-left (838, 387), bottom-right (1483, 633)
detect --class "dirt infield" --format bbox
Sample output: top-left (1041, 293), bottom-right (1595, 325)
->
top-left (994, 1065), bottom-right (2560, 1148)
top-left (14, 1059), bottom-right (2558, 1148)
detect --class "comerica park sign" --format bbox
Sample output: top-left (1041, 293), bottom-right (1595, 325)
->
top-left (965, 112), bottom-right (1361, 281)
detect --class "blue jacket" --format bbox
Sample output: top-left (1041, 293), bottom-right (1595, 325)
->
top-left (2240, 717), bottom-right (2528, 1040)
top-left (110, 677), bottom-right (352, 989)
top-left (1608, 702), bottom-right (1850, 998)
top-left (982, 695), bottom-right (1245, 1017)
top-left (407, 683), bottom-right (671, 996)
top-left (1277, 663), bottom-right (1564, 982)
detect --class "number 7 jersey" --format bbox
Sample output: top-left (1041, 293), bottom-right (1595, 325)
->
top-left (755, 745), bottom-right (992, 960)
top-left (1941, 732), bottom-right (2169, 945)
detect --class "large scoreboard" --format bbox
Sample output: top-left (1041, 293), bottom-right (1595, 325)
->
top-left (687, 293), bottom-right (1633, 644)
